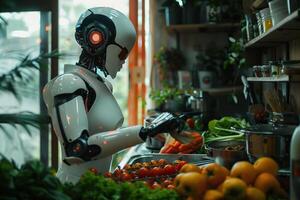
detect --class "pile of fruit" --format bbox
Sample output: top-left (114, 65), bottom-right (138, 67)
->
top-left (173, 157), bottom-right (288, 200)
top-left (104, 159), bottom-right (187, 189)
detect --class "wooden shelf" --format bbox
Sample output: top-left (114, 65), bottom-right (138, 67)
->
top-left (247, 75), bottom-right (300, 82)
top-left (202, 86), bottom-right (243, 96)
top-left (166, 23), bottom-right (240, 33)
top-left (245, 10), bottom-right (300, 48)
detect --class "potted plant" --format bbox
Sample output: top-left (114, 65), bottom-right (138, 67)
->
top-left (223, 37), bottom-right (247, 85)
top-left (195, 46), bottom-right (225, 88)
top-left (154, 46), bottom-right (185, 87)
top-left (149, 87), bottom-right (187, 112)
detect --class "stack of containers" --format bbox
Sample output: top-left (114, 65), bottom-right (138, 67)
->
top-left (260, 7), bottom-right (273, 32)
top-left (269, 0), bottom-right (289, 26)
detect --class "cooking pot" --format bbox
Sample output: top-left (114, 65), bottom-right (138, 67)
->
top-left (242, 124), bottom-right (296, 168)
top-left (206, 140), bottom-right (248, 169)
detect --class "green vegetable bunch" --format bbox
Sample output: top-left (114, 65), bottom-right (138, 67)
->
top-left (203, 116), bottom-right (249, 144)
top-left (64, 172), bottom-right (180, 200)
top-left (0, 157), bottom-right (70, 200)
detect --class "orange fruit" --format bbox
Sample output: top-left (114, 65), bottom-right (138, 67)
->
top-left (230, 161), bottom-right (257, 185)
top-left (246, 187), bottom-right (266, 200)
top-left (253, 157), bottom-right (279, 176)
top-left (221, 166), bottom-right (230, 176)
top-left (203, 189), bottom-right (224, 200)
top-left (202, 163), bottom-right (227, 188)
top-left (254, 173), bottom-right (280, 194)
top-left (180, 163), bottom-right (202, 173)
top-left (219, 177), bottom-right (247, 200)
top-left (174, 172), bottom-right (207, 199)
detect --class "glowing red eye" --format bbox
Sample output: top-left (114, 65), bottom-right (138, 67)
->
top-left (89, 31), bottom-right (103, 45)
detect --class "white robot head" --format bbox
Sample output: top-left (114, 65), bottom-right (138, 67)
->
top-left (75, 7), bottom-right (136, 78)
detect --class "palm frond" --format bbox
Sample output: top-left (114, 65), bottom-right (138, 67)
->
top-left (0, 112), bottom-right (50, 136)
top-left (0, 50), bottom-right (64, 101)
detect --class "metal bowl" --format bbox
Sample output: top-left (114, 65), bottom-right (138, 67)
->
top-left (242, 124), bottom-right (296, 168)
top-left (206, 140), bottom-right (248, 169)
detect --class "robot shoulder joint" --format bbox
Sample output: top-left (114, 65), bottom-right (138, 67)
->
top-left (52, 73), bottom-right (87, 96)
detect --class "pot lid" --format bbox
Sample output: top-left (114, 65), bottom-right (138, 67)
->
top-left (241, 124), bottom-right (297, 135)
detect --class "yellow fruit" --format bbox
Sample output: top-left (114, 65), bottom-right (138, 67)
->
top-left (246, 187), bottom-right (266, 200)
top-left (219, 177), bottom-right (247, 200)
top-left (174, 172), bottom-right (207, 199)
top-left (254, 173), bottom-right (280, 194)
top-left (202, 163), bottom-right (227, 188)
top-left (203, 190), bottom-right (224, 200)
top-left (230, 161), bottom-right (257, 185)
top-left (180, 163), bottom-right (202, 173)
top-left (253, 157), bottom-right (279, 176)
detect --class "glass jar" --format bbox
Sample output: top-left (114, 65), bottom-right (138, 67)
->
top-left (245, 15), bottom-right (254, 41)
top-left (261, 65), bottom-right (271, 77)
top-left (269, 61), bottom-right (280, 76)
top-left (253, 65), bottom-right (262, 77)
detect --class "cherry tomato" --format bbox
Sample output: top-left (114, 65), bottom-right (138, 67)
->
top-left (163, 164), bottom-right (176, 175)
top-left (162, 179), bottom-right (173, 187)
top-left (89, 167), bottom-right (98, 175)
top-left (167, 184), bottom-right (175, 190)
top-left (113, 168), bottom-right (123, 177)
top-left (151, 167), bottom-right (163, 177)
top-left (152, 181), bottom-right (162, 189)
top-left (124, 164), bottom-right (132, 170)
top-left (150, 160), bottom-right (158, 166)
top-left (175, 160), bottom-right (187, 171)
top-left (104, 172), bottom-right (112, 178)
top-left (137, 167), bottom-right (150, 178)
top-left (121, 172), bottom-right (133, 181)
top-left (186, 118), bottom-right (195, 129)
top-left (158, 159), bottom-right (167, 166)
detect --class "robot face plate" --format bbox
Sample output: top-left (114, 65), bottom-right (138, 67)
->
top-left (105, 44), bottom-right (126, 79)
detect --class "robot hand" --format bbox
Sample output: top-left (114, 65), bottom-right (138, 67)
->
top-left (139, 112), bottom-right (185, 140)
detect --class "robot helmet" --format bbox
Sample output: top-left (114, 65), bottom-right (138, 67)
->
top-left (75, 7), bottom-right (136, 78)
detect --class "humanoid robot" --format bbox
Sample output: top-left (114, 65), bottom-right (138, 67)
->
top-left (43, 7), bottom-right (182, 183)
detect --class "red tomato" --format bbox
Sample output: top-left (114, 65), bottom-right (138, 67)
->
top-left (104, 172), bottom-right (112, 178)
top-left (137, 167), bottom-right (150, 178)
top-left (151, 167), bottom-right (163, 177)
top-left (152, 182), bottom-right (162, 189)
top-left (158, 159), bottom-right (167, 166)
top-left (186, 118), bottom-right (195, 129)
top-left (121, 172), bottom-right (133, 181)
top-left (113, 168), bottom-right (123, 177)
top-left (175, 160), bottom-right (187, 171)
top-left (163, 164), bottom-right (176, 175)
top-left (162, 179), bottom-right (173, 187)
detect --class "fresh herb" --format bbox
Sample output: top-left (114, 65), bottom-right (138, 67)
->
top-left (203, 116), bottom-right (249, 144)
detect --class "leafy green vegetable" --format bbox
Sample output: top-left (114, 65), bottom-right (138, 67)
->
top-left (64, 172), bottom-right (180, 200)
top-left (204, 116), bottom-right (249, 144)
top-left (0, 157), bottom-right (180, 200)
top-left (0, 157), bottom-right (70, 200)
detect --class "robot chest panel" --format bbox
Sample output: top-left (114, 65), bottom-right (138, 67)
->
top-left (81, 75), bottom-right (124, 134)
top-left (88, 80), bottom-right (124, 133)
